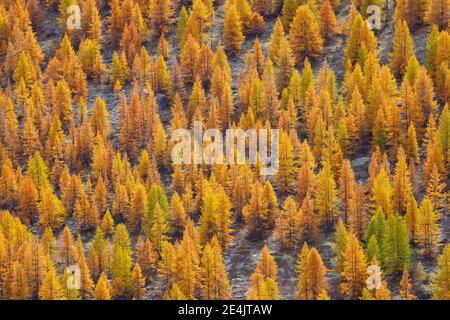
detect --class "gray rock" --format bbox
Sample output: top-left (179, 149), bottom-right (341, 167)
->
top-left (156, 93), bottom-right (169, 110)
top-left (351, 156), bottom-right (371, 167)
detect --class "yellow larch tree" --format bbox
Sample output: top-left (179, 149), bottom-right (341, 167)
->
top-left (417, 196), bottom-right (441, 257)
top-left (340, 233), bottom-right (367, 299)
top-left (296, 244), bottom-right (328, 300)
top-left (148, 0), bottom-right (175, 36)
top-left (338, 159), bottom-right (356, 225)
top-left (200, 237), bottom-right (231, 299)
top-left (427, 0), bottom-right (450, 29)
top-left (399, 265), bottom-right (416, 300)
top-left (243, 181), bottom-right (269, 238)
top-left (175, 231), bottom-right (201, 299)
top-left (248, 245), bottom-right (280, 300)
top-left (315, 161), bottom-right (338, 230)
top-left (94, 272), bottom-right (111, 300)
top-left (432, 244), bottom-right (450, 300)
top-left (320, 0), bottom-right (337, 40)
top-left (274, 196), bottom-right (302, 249)
top-left (371, 168), bottom-right (393, 217)
top-left (289, 5), bottom-right (323, 64)
top-left (392, 147), bottom-right (413, 215)
top-left (39, 265), bottom-right (65, 300)
top-left (275, 130), bottom-right (297, 193)
top-left (223, 2), bottom-right (245, 56)
top-left (130, 263), bottom-right (146, 300)
top-left (390, 20), bottom-right (415, 77)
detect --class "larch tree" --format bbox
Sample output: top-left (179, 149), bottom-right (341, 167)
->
top-left (417, 196), bottom-right (441, 257)
top-left (186, 0), bottom-right (212, 44)
top-left (129, 183), bottom-right (147, 231)
top-left (108, 0), bottom-right (122, 46)
top-left (348, 183), bottom-right (368, 240)
top-left (401, 78), bottom-right (423, 130)
top-left (371, 168), bottom-right (393, 217)
top-left (148, 0), bottom-right (175, 36)
top-left (111, 224), bottom-right (132, 297)
top-left (200, 237), bottom-right (231, 299)
top-left (158, 240), bottom-right (176, 288)
top-left (77, 245), bottom-right (95, 299)
top-left (426, 164), bottom-right (447, 213)
top-left (59, 226), bottom-right (76, 267)
top-left (333, 219), bottom-right (349, 274)
top-left (338, 159), bottom-right (356, 225)
top-left (406, 0), bottom-right (431, 26)
top-left (299, 192), bottom-right (320, 242)
top-left (136, 237), bottom-right (157, 280)
top-left (130, 263), bottom-right (146, 300)
top-left (223, 2), bottom-right (245, 56)
top-left (274, 197), bottom-right (302, 249)
top-left (243, 181), bottom-right (269, 238)
top-left (392, 147), bottom-right (413, 216)
top-left (248, 245), bottom-right (280, 300)
top-left (394, 0), bottom-right (408, 24)
top-left (340, 233), bottom-right (367, 299)
top-left (94, 272), bottom-right (111, 300)
top-left (165, 284), bottom-right (187, 300)
top-left (22, 114), bottom-right (42, 160)
top-left (199, 183), bottom-right (219, 244)
top-left (315, 161), bottom-right (338, 230)
top-left (18, 176), bottom-right (38, 225)
top-left (268, 18), bottom-right (285, 62)
top-left (427, 0), bottom-right (450, 29)
top-left (438, 104), bottom-right (450, 160)
top-left (150, 203), bottom-right (170, 253)
top-left (320, 0), bottom-right (337, 40)
top-left (282, 0), bottom-right (300, 31)
top-left (169, 192), bottom-right (187, 233)
top-left (296, 245), bottom-right (328, 300)
top-left (289, 5), bottom-right (323, 64)
top-left (390, 20), bottom-right (415, 77)
top-left (400, 265), bottom-right (416, 300)
top-left (275, 130), bottom-right (297, 193)
top-left (344, 14), bottom-right (376, 69)
top-left (296, 243), bottom-right (311, 299)
top-left (234, 0), bottom-right (253, 33)
top-left (101, 210), bottom-right (115, 236)
top-left (382, 214), bottom-right (411, 274)
top-left (405, 195), bottom-right (420, 242)
top-left (375, 279), bottom-right (392, 300)
top-left (143, 184), bottom-right (169, 239)
top-left (432, 244), bottom-right (450, 300)
top-left (39, 266), bottom-right (65, 300)
top-left (2, 98), bottom-right (19, 163)
top-left (215, 186), bottom-right (233, 250)
top-left (425, 25), bottom-right (440, 80)
top-left (275, 36), bottom-right (295, 92)
top-left (405, 123), bottom-right (420, 164)
top-left (38, 187), bottom-right (67, 230)
top-left (296, 142), bottom-right (315, 203)
top-left (175, 231), bottom-right (201, 299)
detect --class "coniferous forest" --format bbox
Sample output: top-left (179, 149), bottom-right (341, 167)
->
top-left (0, 0), bottom-right (449, 301)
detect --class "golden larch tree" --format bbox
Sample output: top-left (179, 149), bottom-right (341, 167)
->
top-left (289, 5), bottom-right (323, 64)
top-left (340, 233), bottom-right (367, 299)
top-left (223, 2), bottom-right (245, 56)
